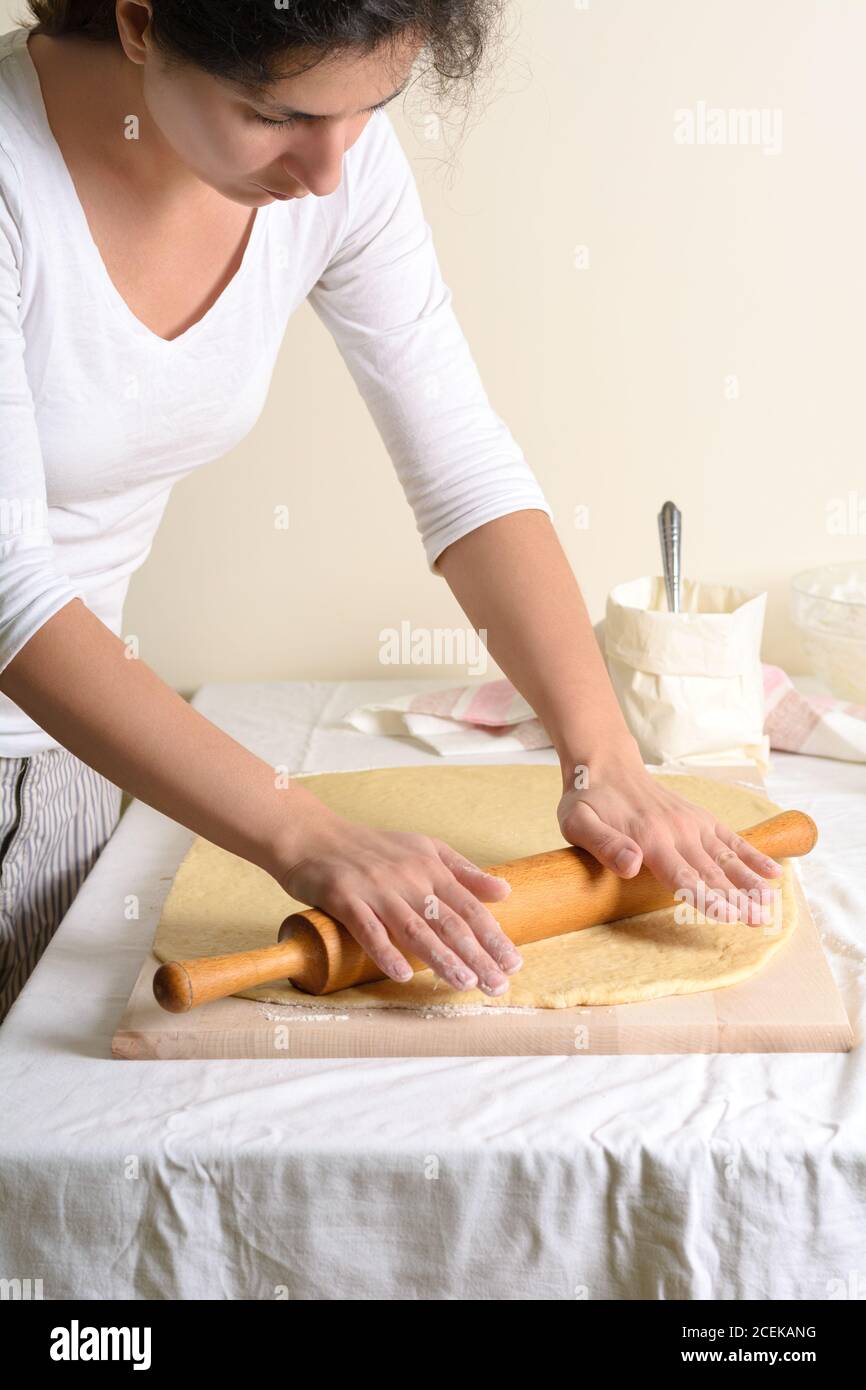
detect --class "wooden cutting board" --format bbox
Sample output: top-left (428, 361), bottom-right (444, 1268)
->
top-left (112, 764), bottom-right (853, 1059)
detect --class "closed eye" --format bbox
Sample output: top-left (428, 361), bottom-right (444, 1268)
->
top-left (254, 112), bottom-right (302, 129)
top-left (253, 97), bottom-right (393, 129)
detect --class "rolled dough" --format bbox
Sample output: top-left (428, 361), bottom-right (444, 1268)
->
top-left (153, 764), bottom-right (797, 1009)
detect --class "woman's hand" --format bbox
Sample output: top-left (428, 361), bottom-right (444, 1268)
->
top-left (557, 752), bottom-right (783, 924)
top-left (278, 817), bottom-right (521, 993)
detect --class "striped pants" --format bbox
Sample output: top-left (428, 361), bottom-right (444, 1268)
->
top-left (0, 747), bottom-right (122, 1025)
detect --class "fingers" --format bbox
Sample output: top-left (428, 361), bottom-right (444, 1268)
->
top-left (711, 822), bottom-right (784, 881)
top-left (345, 874), bottom-right (519, 996)
top-left (310, 833), bottom-right (523, 994)
top-left (561, 801), bottom-right (644, 876)
top-left (433, 841), bottom-right (513, 901)
top-left (640, 837), bottom-right (770, 925)
top-left (699, 831), bottom-right (781, 912)
top-left (332, 897), bottom-right (415, 983)
top-left (434, 882), bottom-right (523, 983)
top-left (558, 784), bottom-right (785, 927)
top-left (333, 889), bottom-right (485, 992)
top-left (638, 839), bottom-right (742, 922)
top-left (430, 841), bottom-right (523, 988)
top-left (376, 895), bottom-right (489, 994)
top-left (688, 846), bottom-right (774, 924)
top-left (390, 884), bottom-right (515, 995)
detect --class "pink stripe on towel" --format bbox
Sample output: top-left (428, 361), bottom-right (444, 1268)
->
top-left (407, 687), bottom-right (465, 717)
top-left (764, 689), bottom-right (822, 751)
top-left (462, 679), bottom-right (519, 727)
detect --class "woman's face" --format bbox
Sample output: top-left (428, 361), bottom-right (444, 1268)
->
top-left (119, 4), bottom-right (421, 205)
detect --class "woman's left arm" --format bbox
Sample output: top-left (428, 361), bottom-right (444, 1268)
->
top-left (307, 120), bottom-right (780, 921)
top-left (436, 509), bottom-right (782, 925)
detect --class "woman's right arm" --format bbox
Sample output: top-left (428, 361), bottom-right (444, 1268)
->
top-left (0, 143), bottom-right (516, 995)
top-left (0, 596), bottom-right (342, 876)
top-left (0, 135), bottom-right (327, 897)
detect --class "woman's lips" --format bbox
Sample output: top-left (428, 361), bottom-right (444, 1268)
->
top-left (259, 184), bottom-right (295, 200)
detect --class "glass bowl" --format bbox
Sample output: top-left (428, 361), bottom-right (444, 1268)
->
top-left (791, 561), bottom-right (866, 703)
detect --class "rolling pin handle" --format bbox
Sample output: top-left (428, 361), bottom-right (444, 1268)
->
top-left (153, 962), bottom-right (193, 1014)
top-left (152, 939), bottom-right (307, 1013)
top-left (742, 809), bottom-right (818, 861)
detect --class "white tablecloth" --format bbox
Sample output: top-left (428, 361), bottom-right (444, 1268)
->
top-left (0, 680), bottom-right (863, 1301)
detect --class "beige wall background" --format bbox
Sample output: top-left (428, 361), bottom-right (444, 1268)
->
top-left (8, 0), bottom-right (866, 690)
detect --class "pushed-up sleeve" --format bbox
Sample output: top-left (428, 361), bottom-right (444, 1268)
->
top-left (307, 112), bottom-right (552, 572)
top-left (0, 140), bottom-right (84, 673)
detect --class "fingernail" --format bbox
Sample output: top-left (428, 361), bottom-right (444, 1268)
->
top-left (502, 952), bottom-right (523, 973)
top-left (480, 978), bottom-right (508, 996)
top-left (455, 970), bottom-right (477, 989)
top-left (394, 964), bottom-right (413, 982)
top-left (615, 848), bottom-right (638, 871)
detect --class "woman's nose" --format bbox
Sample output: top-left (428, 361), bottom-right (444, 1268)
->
top-left (280, 124), bottom-right (348, 198)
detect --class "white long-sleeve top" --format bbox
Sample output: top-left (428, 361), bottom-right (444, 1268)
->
top-left (0, 25), bottom-right (552, 756)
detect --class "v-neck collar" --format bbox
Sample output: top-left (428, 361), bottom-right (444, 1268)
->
top-left (13, 25), bottom-right (265, 350)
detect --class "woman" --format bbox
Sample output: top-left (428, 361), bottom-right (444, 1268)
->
top-left (0, 0), bottom-right (781, 1023)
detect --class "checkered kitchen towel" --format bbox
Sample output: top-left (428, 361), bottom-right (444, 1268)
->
top-left (343, 667), bottom-right (866, 762)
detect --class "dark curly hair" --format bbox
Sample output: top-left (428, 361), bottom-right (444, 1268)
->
top-left (21, 1), bottom-right (505, 107)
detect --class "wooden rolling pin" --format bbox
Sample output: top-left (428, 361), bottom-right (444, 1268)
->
top-left (153, 808), bottom-right (817, 1013)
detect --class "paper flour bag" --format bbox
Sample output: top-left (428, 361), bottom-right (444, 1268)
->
top-left (603, 576), bottom-right (770, 768)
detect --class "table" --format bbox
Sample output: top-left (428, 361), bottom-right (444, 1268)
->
top-left (0, 680), bottom-right (863, 1300)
